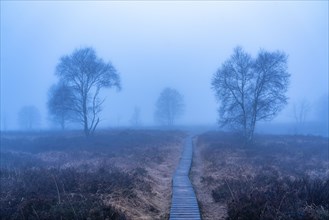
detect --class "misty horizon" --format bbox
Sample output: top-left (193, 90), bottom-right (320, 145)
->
top-left (1, 1), bottom-right (328, 132)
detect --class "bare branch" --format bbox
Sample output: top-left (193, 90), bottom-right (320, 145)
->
top-left (212, 47), bottom-right (290, 144)
top-left (51, 47), bottom-right (121, 135)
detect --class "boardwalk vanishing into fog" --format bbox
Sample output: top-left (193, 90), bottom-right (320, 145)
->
top-left (169, 137), bottom-right (201, 220)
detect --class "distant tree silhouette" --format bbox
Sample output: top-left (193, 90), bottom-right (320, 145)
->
top-left (18, 105), bottom-right (41, 130)
top-left (130, 106), bottom-right (141, 127)
top-left (47, 82), bottom-right (74, 130)
top-left (212, 47), bottom-right (290, 144)
top-left (155, 88), bottom-right (184, 126)
top-left (315, 94), bottom-right (329, 122)
top-left (315, 94), bottom-right (329, 136)
top-left (293, 99), bottom-right (311, 134)
top-left (55, 47), bottom-right (121, 136)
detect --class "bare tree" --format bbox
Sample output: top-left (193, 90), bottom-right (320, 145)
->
top-left (55, 47), bottom-right (121, 136)
top-left (18, 105), bottom-right (41, 130)
top-left (212, 47), bottom-right (290, 144)
top-left (293, 99), bottom-right (311, 134)
top-left (315, 94), bottom-right (329, 122)
top-left (155, 88), bottom-right (184, 126)
top-left (314, 94), bottom-right (329, 136)
top-left (47, 82), bottom-right (74, 130)
top-left (130, 106), bottom-right (141, 127)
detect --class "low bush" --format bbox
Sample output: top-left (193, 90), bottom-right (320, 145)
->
top-left (0, 130), bottom-right (185, 219)
top-left (0, 167), bottom-right (142, 219)
top-left (211, 172), bottom-right (329, 220)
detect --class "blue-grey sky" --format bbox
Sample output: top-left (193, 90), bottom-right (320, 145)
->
top-left (1, 1), bottom-right (328, 129)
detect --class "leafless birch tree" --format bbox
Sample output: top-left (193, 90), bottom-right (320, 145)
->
top-left (55, 47), bottom-right (121, 136)
top-left (212, 47), bottom-right (290, 144)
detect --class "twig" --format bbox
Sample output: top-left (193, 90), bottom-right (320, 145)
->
top-left (32, 205), bottom-right (40, 220)
top-left (277, 193), bottom-right (287, 217)
top-left (224, 178), bottom-right (235, 200)
top-left (260, 201), bottom-right (268, 218)
top-left (20, 208), bottom-right (25, 219)
top-left (52, 175), bottom-right (61, 204)
top-left (62, 183), bottom-right (78, 219)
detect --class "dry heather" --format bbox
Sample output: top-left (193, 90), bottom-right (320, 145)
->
top-left (190, 132), bottom-right (329, 220)
top-left (1, 130), bottom-right (185, 220)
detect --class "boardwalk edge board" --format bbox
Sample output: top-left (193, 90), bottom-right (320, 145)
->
top-left (169, 137), bottom-right (201, 220)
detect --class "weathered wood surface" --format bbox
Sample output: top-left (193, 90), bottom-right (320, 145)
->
top-left (169, 137), bottom-right (201, 220)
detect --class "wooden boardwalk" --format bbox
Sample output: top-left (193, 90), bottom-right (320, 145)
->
top-left (169, 137), bottom-right (201, 220)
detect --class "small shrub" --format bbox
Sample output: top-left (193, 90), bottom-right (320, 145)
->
top-left (0, 167), bottom-right (131, 219)
top-left (215, 173), bottom-right (329, 220)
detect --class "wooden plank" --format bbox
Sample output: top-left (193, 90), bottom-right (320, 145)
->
top-left (169, 137), bottom-right (201, 220)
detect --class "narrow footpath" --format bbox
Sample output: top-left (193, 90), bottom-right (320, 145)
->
top-left (169, 137), bottom-right (201, 220)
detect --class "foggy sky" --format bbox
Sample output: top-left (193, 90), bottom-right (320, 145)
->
top-left (1, 1), bottom-right (328, 129)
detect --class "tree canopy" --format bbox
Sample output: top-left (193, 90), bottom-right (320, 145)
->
top-left (53, 47), bottom-right (121, 136)
top-left (18, 105), bottom-right (41, 130)
top-left (212, 47), bottom-right (290, 144)
top-left (47, 82), bottom-right (74, 130)
top-left (155, 87), bottom-right (184, 126)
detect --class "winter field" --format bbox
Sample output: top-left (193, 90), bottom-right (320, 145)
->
top-left (1, 130), bottom-right (328, 220)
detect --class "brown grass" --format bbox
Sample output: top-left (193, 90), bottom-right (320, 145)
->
top-left (190, 131), bottom-right (329, 220)
top-left (1, 129), bottom-right (185, 219)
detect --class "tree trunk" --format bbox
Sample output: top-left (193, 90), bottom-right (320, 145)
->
top-left (91, 118), bottom-right (100, 135)
top-left (60, 115), bottom-right (65, 130)
top-left (82, 97), bottom-right (89, 136)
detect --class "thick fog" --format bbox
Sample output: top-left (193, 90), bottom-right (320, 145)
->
top-left (1, 1), bottom-right (328, 130)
